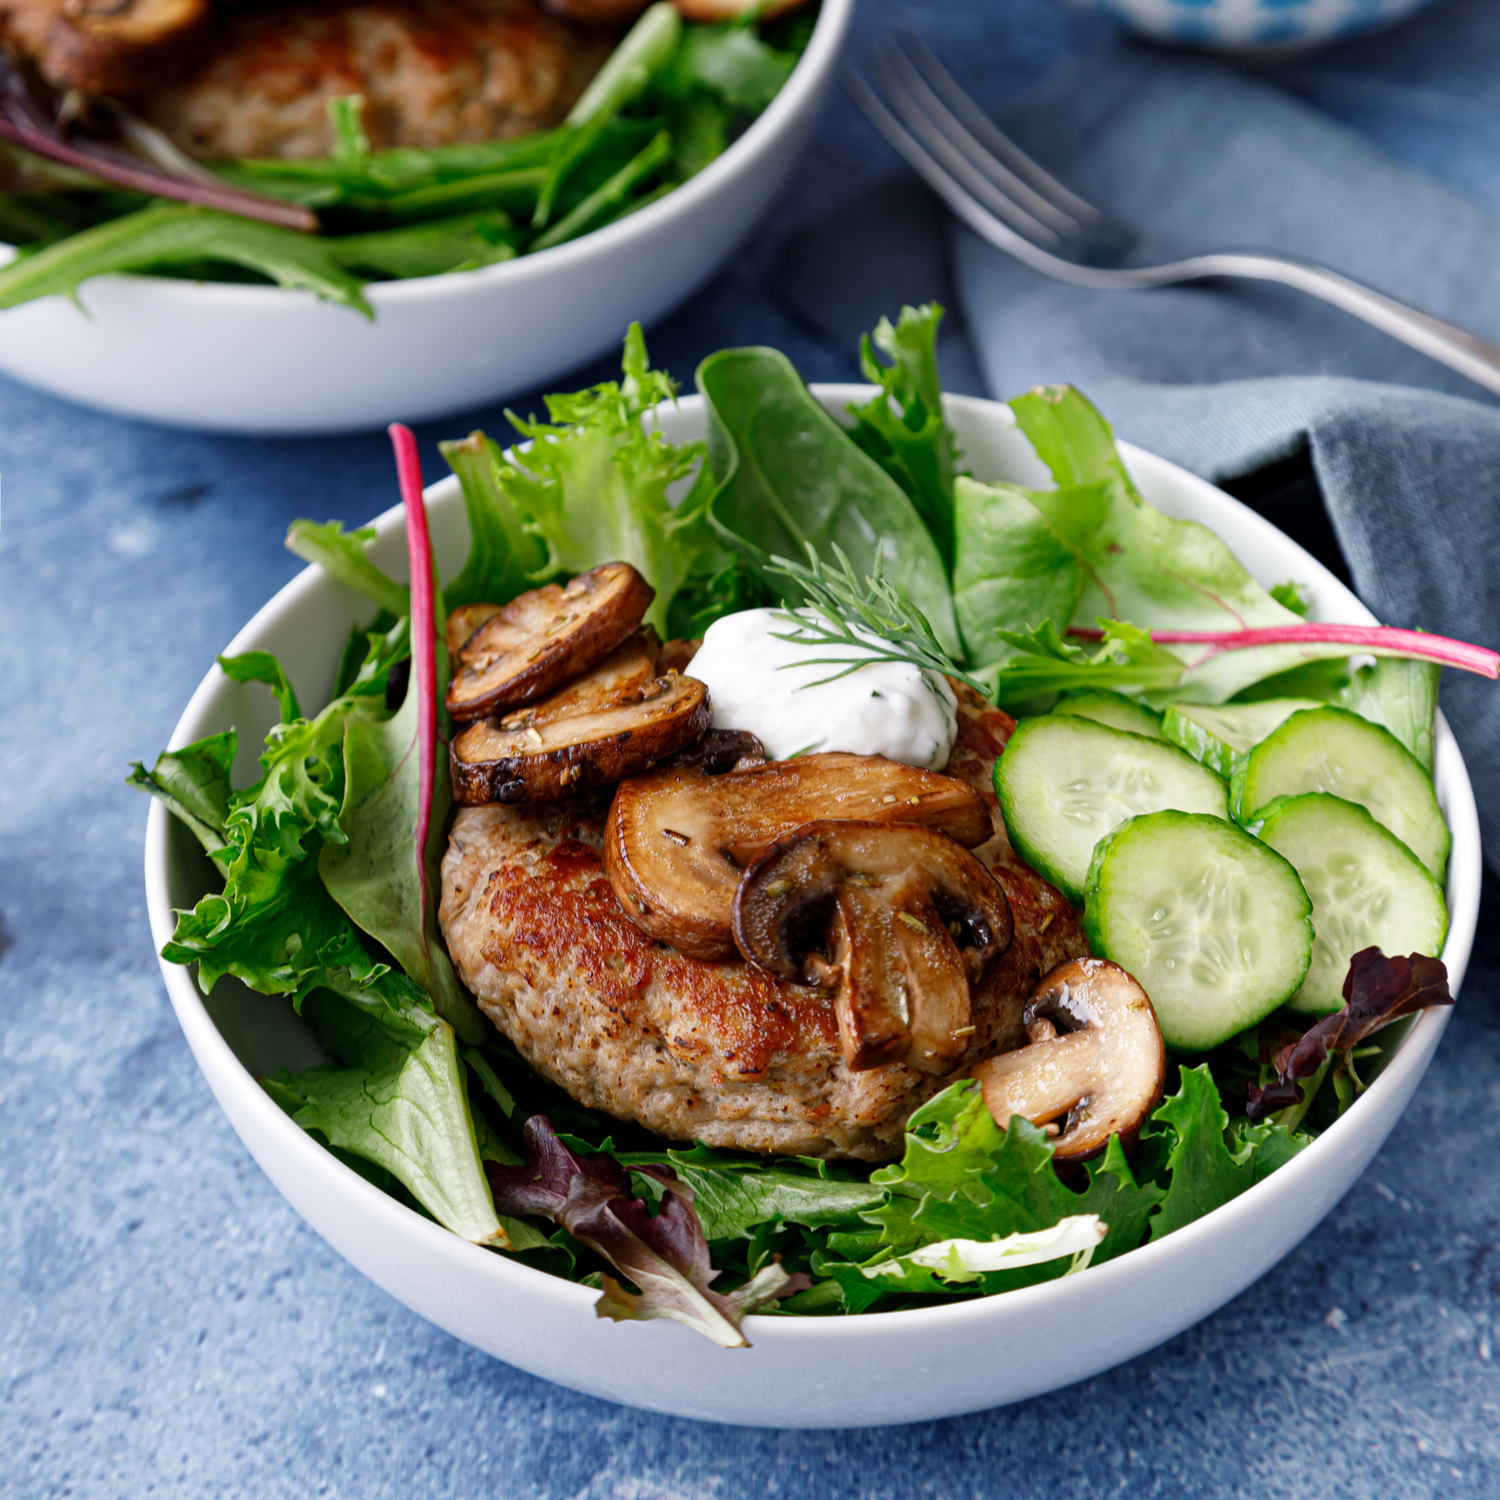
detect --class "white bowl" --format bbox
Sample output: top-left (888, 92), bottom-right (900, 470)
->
top-left (0, 0), bottom-right (852, 436)
top-left (144, 388), bottom-right (1481, 1427)
top-left (1062, 0), bottom-right (1439, 52)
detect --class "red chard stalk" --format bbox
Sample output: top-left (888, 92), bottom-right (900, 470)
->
top-left (1067, 623), bottom-right (1498, 679)
top-left (390, 422), bottom-right (439, 937)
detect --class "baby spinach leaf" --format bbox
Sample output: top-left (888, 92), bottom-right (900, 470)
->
top-left (329, 211), bottom-right (517, 279)
top-left (846, 303), bottom-right (961, 571)
top-left (265, 990), bottom-right (505, 1245)
top-left (696, 344), bottom-right (960, 655)
top-left (535, 2), bottom-right (681, 228)
top-left (662, 23), bottom-right (798, 113)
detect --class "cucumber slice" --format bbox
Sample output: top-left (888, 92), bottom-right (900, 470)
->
top-left (1162, 698), bottom-right (1321, 778)
top-left (1232, 706), bottom-right (1449, 881)
top-left (1246, 793), bottom-right (1448, 1015)
top-left (1082, 811), bottom-right (1314, 1051)
top-left (1054, 691), bottom-right (1165, 740)
top-left (995, 715), bottom-right (1229, 905)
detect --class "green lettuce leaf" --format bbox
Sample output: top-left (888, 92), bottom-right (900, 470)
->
top-left (218, 650), bottom-right (302, 723)
top-left (1339, 655), bottom-right (1441, 772)
top-left (0, 204), bottom-right (373, 314)
top-left (814, 1081), bottom-right (1161, 1312)
top-left (1144, 1064), bottom-right (1309, 1239)
top-left (974, 619), bottom-right (1184, 709)
top-left (952, 477), bottom-right (1084, 664)
top-left (1009, 386), bottom-right (1349, 702)
top-left (661, 23), bottom-right (798, 111)
top-left (126, 731), bottom-right (236, 865)
top-left (850, 1215), bottom-right (1105, 1297)
top-left (318, 610), bottom-right (487, 1044)
top-left (846, 303), bottom-right (962, 572)
top-left (144, 636), bottom-right (419, 1023)
top-left (265, 990), bottom-right (504, 1245)
top-left (142, 639), bottom-right (502, 1243)
top-left (661, 1146), bottom-right (885, 1241)
top-left (284, 520), bottom-right (410, 616)
top-left (481, 323), bottom-right (719, 631)
top-left (696, 343), bottom-right (961, 655)
top-left (439, 431), bottom-right (552, 609)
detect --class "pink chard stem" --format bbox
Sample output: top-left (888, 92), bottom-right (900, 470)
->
top-left (1068, 623), bottom-right (1499, 679)
top-left (390, 422), bottom-right (437, 928)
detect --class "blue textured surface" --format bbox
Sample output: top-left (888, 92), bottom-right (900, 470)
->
top-left (3, 0), bottom-right (1499, 1492)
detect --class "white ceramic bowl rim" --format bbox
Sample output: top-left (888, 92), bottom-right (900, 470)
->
top-left (9, 0), bottom-right (852, 308)
top-left (144, 388), bottom-right (1480, 1354)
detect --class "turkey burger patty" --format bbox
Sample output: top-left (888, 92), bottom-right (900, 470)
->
top-left (439, 683), bottom-right (1088, 1161)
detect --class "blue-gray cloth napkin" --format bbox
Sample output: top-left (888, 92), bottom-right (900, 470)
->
top-left (780, 44), bottom-right (1500, 867)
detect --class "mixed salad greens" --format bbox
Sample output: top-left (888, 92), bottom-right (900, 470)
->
top-left (0, 3), bottom-right (810, 313)
top-left (132, 306), bottom-right (1492, 1347)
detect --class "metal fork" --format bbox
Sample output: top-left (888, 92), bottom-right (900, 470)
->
top-left (848, 36), bottom-right (1500, 400)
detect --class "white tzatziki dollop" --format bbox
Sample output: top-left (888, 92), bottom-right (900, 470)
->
top-left (686, 608), bottom-right (958, 769)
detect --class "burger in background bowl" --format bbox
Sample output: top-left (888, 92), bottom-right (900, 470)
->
top-left (0, 0), bottom-right (850, 432)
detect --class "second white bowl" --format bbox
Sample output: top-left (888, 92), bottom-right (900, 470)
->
top-left (0, 0), bottom-right (852, 435)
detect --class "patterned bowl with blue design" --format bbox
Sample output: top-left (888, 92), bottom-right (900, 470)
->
top-left (1065, 0), bottom-right (1440, 51)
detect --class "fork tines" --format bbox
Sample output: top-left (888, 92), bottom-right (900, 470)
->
top-left (848, 34), bottom-right (1102, 262)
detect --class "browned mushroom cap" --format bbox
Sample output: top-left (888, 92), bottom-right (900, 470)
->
top-left (604, 753), bottom-right (993, 961)
top-left (445, 603), bottom-right (502, 661)
top-left (970, 958), bottom-right (1166, 1165)
top-left (44, 0), bottom-right (211, 94)
top-left (451, 669), bottom-right (709, 806)
top-left (657, 637), bottom-right (700, 676)
top-left (495, 627), bottom-right (660, 729)
top-left (733, 822), bottom-right (1014, 1075)
top-left (657, 727), bottom-right (765, 776)
top-left (445, 562), bottom-right (654, 722)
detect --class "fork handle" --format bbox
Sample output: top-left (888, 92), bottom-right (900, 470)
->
top-left (1106, 252), bottom-right (1500, 400)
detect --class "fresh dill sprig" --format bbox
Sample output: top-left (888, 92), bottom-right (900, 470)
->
top-left (766, 546), bottom-right (987, 696)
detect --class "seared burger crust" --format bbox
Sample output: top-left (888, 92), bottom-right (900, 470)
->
top-left (440, 684), bottom-right (1088, 1160)
top-left (132, 0), bottom-right (606, 159)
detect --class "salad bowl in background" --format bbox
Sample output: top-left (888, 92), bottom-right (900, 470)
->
top-left (144, 388), bottom-right (1481, 1427)
top-left (0, 0), bottom-right (851, 437)
top-left (1062, 0), bottom-right (1440, 52)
